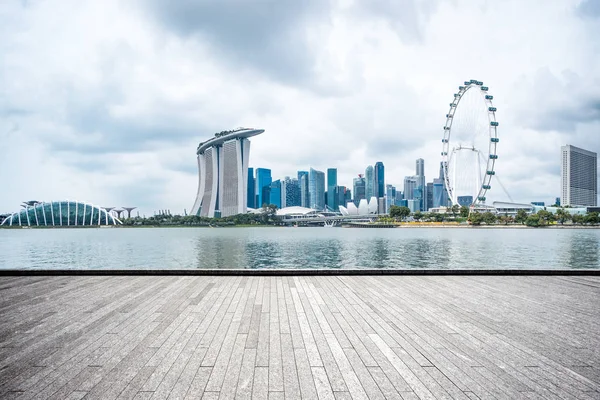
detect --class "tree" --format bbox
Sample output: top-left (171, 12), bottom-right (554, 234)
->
top-left (468, 212), bottom-right (483, 225)
top-left (584, 212), bottom-right (599, 225)
top-left (451, 204), bottom-right (460, 218)
top-left (413, 211), bottom-right (423, 221)
top-left (460, 206), bottom-right (469, 218)
top-left (537, 210), bottom-right (554, 226)
top-left (525, 214), bottom-right (540, 227)
top-left (482, 212), bottom-right (497, 225)
top-left (572, 214), bottom-right (585, 225)
top-left (555, 208), bottom-right (570, 225)
top-left (389, 205), bottom-right (410, 220)
top-left (515, 209), bottom-right (528, 225)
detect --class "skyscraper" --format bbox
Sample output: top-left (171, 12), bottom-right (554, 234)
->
top-left (374, 162), bottom-right (385, 198)
top-left (426, 182), bottom-right (433, 211)
top-left (327, 168), bottom-right (338, 212)
top-left (283, 177), bottom-right (301, 208)
top-left (247, 167), bottom-right (255, 208)
top-left (439, 161), bottom-right (449, 207)
top-left (415, 158), bottom-right (426, 211)
top-left (403, 176), bottom-right (417, 200)
top-left (353, 175), bottom-right (366, 206)
top-left (309, 168), bottom-right (325, 210)
top-left (561, 145), bottom-right (597, 206)
top-left (191, 128), bottom-right (264, 217)
top-left (298, 171), bottom-right (309, 207)
top-left (365, 165), bottom-right (374, 199)
top-left (385, 184), bottom-right (395, 212)
top-left (269, 180), bottom-right (282, 208)
top-left (433, 178), bottom-right (445, 208)
top-left (337, 186), bottom-right (347, 210)
top-left (255, 168), bottom-right (272, 208)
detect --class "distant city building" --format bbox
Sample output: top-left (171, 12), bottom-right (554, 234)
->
top-left (365, 165), bottom-right (375, 199)
top-left (270, 180), bottom-right (282, 208)
top-left (191, 127), bottom-right (264, 217)
top-left (385, 184), bottom-right (395, 213)
top-left (415, 158), bottom-right (426, 211)
top-left (404, 176), bottom-right (417, 200)
top-left (374, 162), bottom-right (385, 198)
top-left (353, 175), bottom-right (366, 206)
top-left (298, 171), bottom-right (309, 208)
top-left (1, 201), bottom-right (121, 226)
top-left (247, 167), bottom-right (255, 208)
top-left (407, 199), bottom-right (419, 213)
top-left (397, 199), bottom-right (408, 207)
top-left (555, 197), bottom-right (561, 206)
top-left (561, 144), bottom-right (597, 206)
top-left (327, 168), bottom-right (338, 212)
top-left (426, 182), bottom-right (433, 211)
top-left (344, 188), bottom-right (352, 206)
top-left (283, 177), bottom-right (301, 208)
top-left (336, 186), bottom-right (348, 210)
top-left (309, 168), bottom-right (325, 210)
top-left (457, 196), bottom-right (473, 207)
top-left (432, 178), bottom-right (445, 208)
top-left (256, 168), bottom-right (272, 208)
top-left (531, 201), bottom-right (545, 206)
top-left (438, 161), bottom-right (449, 207)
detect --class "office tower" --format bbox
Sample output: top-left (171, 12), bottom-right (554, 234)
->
top-left (191, 127), bottom-right (264, 217)
top-left (353, 175), bottom-right (366, 206)
top-left (426, 182), bottom-right (433, 211)
top-left (385, 184), bottom-right (395, 213)
top-left (457, 196), bottom-right (473, 207)
top-left (365, 165), bottom-right (375, 199)
top-left (269, 180), bottom-right (282, 208)
top-left (561, 145), bottom-right (597, 206)
top-left (415, 158), bottom-right (426, 211)
top-left (247, 167), bottom-right (255, 208)
top-left (309, 168), bottom-right (325, 210)
top-left (327, 168), bottom-right (338, 211)
top-left (555, 197), bottom-right (561, 206)
top-left (345, 188), bottom-right (352, 206)
top-left (433, 178), bottom-right (445, 208)
top-left (336, 186), bottom-right (347, 210)
top-left (395, 191), bottom-right (404, 206)
top-left (374, 162), bottom-right (385, 198)
top-left (298, 171), bottom-right (309, 207)
top-left (255, 168), bottom-right (272, 208)
top-left (407, 199), bottom-right (419, 213)
top-left (404, 176), bottom-right (417, 200)
top-left (439, 161), bottom-right (449, 207)
top-left (284, 177), bottom-right (301, 208)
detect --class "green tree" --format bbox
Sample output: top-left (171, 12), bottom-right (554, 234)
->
top-left (413, 211), bottom-right (423, 221)
top-left (537, 210), bottom-right (554, 226)
top-left (468, 212), bottom-right (483, 225)
top-left (515, 209), bottom-right (528, 225)
top-left (482, 212), bottom-right (497, 225)
top-left (389, 205), bottom-right (410, 220)
top-left (451, 204), bottom-right (460, 218)
top-left (460, 205), bottom-right (469, 218)
top-left (572, 214), bottom-right (584, 225)
top-left (585, 212), bottom-right (599, 225)
top-left (555, 208), bottom-right (570, 225)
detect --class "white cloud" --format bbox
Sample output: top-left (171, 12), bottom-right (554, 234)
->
top-left (0, 0), bottom-right (598, 215)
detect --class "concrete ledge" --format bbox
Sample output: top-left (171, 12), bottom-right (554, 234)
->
top-left (1, 269), bottom-right (599, 276)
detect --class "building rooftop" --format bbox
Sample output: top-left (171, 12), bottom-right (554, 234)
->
top-left (196, 128), bottom-right (264, 155)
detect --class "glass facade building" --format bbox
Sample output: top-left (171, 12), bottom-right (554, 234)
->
top-left (255, 168), bottom-right (272, 208)
top-left (247, 167), bottom-right (255, 208)
top-left (374, 162), bottom-right (385, 198)
top-left (283, 177), bottom-right (301, 208)
top-left (309, 168), bottom-right (325, 210)
top-left (561, 145), bottom-right (597, 206)
top-left (353, 176), bottom-right (366, 206)
top-left (269, 180), bottom-right (282, 208)
top-left (297, 171), bottom-right (309, 208)
top-left (327, 168), bottom-right (338, 212)
top-left (365, 165), bottom-right (374, 199)
top-left (1, 201), bottom-right (120, 227)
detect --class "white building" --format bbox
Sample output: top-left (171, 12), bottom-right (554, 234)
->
top-left (561, 144), bottom-right (597, 207)
top-left (191, 128), bottom-right (264, 217)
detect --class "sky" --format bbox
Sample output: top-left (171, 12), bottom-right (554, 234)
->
top-left (1, 0), bottom-right (599, 216)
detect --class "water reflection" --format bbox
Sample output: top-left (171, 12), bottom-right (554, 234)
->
top-left (0, 227), bottom-right (599, 270)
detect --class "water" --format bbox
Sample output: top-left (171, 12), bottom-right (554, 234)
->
top-left (0, 227), bottom-right (598, 270)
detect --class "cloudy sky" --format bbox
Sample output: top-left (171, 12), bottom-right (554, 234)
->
top-left (1, 0), bottom-right (599, 215)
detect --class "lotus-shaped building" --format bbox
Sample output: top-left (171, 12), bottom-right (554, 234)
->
top-left (338, 197), bottom-right (379, 216)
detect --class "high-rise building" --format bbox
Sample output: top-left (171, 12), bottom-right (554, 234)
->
top-left (415, 158), bottom-right (426, 211)
top-left (403, 176), bottom-right (417, 200)
top-left (426, 182), bottom-right (433, 211)
top-left (336, 186), bottom-right (347, 210)
top-left (439, 161), bottom-right (449, 207)
top-left (345, 188), bottom-right (352, 206)
top-left (309, 168), bottom-right (325, 210)
top-left (374, 162), bottom-right (385, 198)
top-left (365, 165), bottom-right (375, 199)
top-left (255, 168), bottom-right (272, 208)
top-left (191, 128), bottom-right (264, 217)
top-left (327, 168), bottom-right (338, 212)
top-left (433, 178), bottom-right (445, 208)
top-left (385, 184), bottom-right (395, 212)
top-left (353, 175), bottom-right (366, 206)
top-left (284, 177), bottom-right (301, 208)
top-left (561, 145), bottom-right (597, 206)
top-left (298, 171), bottom-right (309, 208)
top-left (247, 167), bottom-right (255, 208)
top-left (269, 180), bottom-right (282, 208)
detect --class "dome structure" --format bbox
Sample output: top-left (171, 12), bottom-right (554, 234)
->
top-left (1, 201), bottom-right (121, 227)
top-left (339, 197), bottom-right (379, 216)
top-left (276, 206), bottom-right (320, 217)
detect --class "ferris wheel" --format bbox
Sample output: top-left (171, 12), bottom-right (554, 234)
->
top-left (442, 79), bottom-right (499, 207)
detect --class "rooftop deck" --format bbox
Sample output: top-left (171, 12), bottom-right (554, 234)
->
top-left (1, 275), bottom-right (599, 399)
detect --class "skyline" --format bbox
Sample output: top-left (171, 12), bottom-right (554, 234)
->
top-left (1, 0), bottom-right (599, 215)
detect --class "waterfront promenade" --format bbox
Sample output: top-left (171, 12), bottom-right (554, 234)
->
top-left (1, 275), bottom-right (599, 399)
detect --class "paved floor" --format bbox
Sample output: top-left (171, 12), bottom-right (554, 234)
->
top-left (0, 276), bottom-right (599, 399)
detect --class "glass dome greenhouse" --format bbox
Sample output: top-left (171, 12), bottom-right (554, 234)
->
top-left (1, 201), bottom-right (121, 227)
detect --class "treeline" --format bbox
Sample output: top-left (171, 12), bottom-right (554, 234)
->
top-left (121, 204), bottom-right (280, 227)
top-left (387, 205), bottom-right (599, 227)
